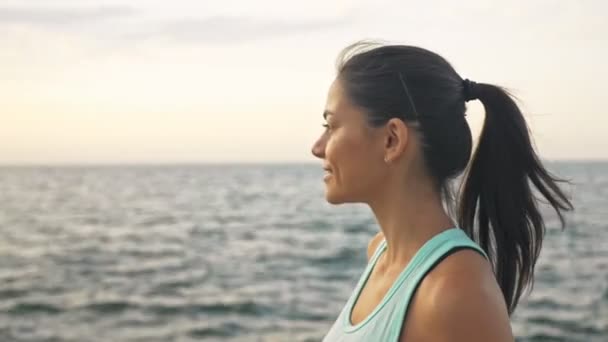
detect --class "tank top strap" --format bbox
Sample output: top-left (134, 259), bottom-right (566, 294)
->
top-left (385, 228), bottom-right (488, 341)
top-left (349, 237), bottom-right (388, 295)
top-left (370, 238), bottom-right (388, 263)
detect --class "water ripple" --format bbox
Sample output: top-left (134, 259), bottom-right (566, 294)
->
top-left (0, 163), bottom-right (605, 341)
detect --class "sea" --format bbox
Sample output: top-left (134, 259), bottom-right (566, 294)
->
top-left (0, 162), bottom-right (606, 342)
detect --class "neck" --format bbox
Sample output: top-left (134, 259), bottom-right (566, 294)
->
top-left (367, 174), bottom-right (455, 268)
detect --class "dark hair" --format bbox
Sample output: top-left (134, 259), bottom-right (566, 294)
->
top-left (336, 40), bottom-right (574, 315)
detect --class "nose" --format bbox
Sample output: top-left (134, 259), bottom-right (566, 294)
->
top-left (311, 135), bottom-right (325, 159)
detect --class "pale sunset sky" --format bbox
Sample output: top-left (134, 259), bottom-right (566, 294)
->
top-left (1, 0), bottom-right (606, 164)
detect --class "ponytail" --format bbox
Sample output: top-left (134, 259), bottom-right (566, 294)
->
top-left (457, 83), bottom-right (574, 315)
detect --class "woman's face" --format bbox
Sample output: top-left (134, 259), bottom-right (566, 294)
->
top-left (311, 79), bottom-right (387, 204)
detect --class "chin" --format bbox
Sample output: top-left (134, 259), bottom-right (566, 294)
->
top-left (325, 195), bottom-right (344, 205)
top-left (324, 187), bottom-right (341, 204)
top-left (325, 188), bottom-right (355, 205)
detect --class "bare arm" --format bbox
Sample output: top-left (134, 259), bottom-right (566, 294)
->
top-left (400, 250), bottom-right (514, 342)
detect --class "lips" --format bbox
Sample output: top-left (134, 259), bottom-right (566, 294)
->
top-left (323, 166), bottom-right (332, 181)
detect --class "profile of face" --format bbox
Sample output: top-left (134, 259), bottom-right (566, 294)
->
top-left (311, 79), bottom-right (392, 204)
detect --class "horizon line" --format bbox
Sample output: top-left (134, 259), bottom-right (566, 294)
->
top-left (0, 159), bottom-right (606, 168)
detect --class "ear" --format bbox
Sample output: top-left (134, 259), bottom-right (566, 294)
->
top-left (383, 118), bottom-right (409, 163)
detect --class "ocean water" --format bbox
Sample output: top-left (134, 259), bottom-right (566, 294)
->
top-left (0, 162), bottom-right (606, 342)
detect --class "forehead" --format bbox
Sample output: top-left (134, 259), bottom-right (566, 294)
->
top-left (325, 79), bottom-right (353, 118)
top-left (324, 80), bottom-right (373, 134)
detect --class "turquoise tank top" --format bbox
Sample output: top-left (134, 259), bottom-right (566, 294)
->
top-left (322, 227), bottom-right (488, 342)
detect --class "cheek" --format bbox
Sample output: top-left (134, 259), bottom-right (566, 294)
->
top-left (325, 131), bottom-right (353, 164)
top-left (324, 133), bottom-right (341, 160)
top-left (328, 132), bottom-right (380, 180)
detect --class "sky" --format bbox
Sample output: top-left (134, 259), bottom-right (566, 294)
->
top-left (1, 0), bottom-right (607, 164)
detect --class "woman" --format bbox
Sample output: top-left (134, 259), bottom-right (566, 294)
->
top-left (311, 41), bottom-right (573, 342)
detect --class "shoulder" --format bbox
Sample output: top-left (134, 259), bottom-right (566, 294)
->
top-left (366, 231), bottom-right (384, 261)
top-left (400, 249), bottom-right (514, 342)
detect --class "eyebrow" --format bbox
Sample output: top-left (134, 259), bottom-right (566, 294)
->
top-left (323, 110), bottom-right (334, 120)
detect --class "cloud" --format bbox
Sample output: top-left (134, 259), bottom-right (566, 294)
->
top-left (134, 14), bottom-right (355, 44)
top-left (0, 3), bottom-right (356, 46)
top-left (0, 6), bottom-right (137, 27)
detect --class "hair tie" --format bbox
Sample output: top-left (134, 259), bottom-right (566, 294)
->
top-left (462, 79), bottom-right (478, 102)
